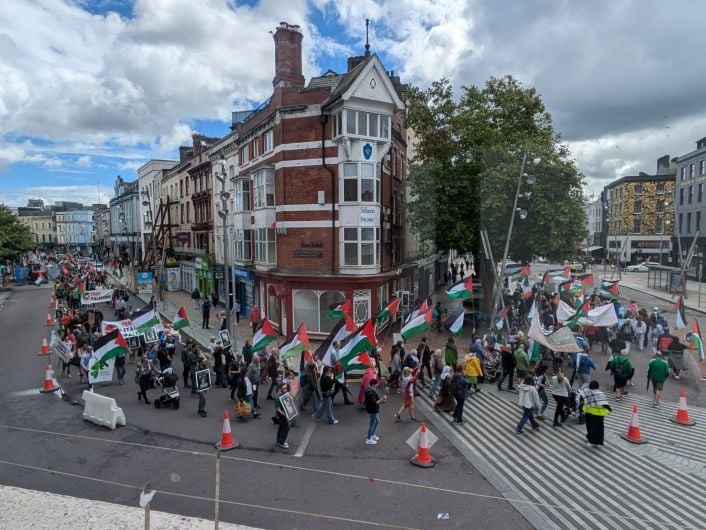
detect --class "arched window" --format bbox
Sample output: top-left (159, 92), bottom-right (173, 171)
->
top-left (293, 290), bottom-right (318, 332)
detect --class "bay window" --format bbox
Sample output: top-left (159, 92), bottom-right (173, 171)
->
top-left (233, 229), bottom-right (252, 261)
top-left (342, 162), bottom-right (380, 202)
top-left (253, 169), bottom-right (275, 208)
top-left (343, 109), bottom-right (390, 139)
top-left (234, 179), bottom-right (251, 211)
top-left (255, 228), bottom-right (276, 264)
top-left (343, 227), bottom-right (380, 266)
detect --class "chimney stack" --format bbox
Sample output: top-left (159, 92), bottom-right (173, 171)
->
top-left (272, 22), bottom-right (305, 90)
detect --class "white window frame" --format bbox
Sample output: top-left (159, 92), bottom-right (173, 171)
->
top-left (342, 227), bottom-right (380, 266)
top-left (233, 229), bottom-right (252, 261)
top-left (240, 145), bottom-right (249, 165)
top-left (341, 162), bottom-right (380, 203)
top-left (252, 138), bottom-right (260, 159)
top-left (255, 228), bottom-right (276, 264)
top-left (252, 169), bottom-right (275, 208)
top-left (343, 109), bottom-right (391, 140)
top-left (234, 179), bottom-right (251, 212)
top-left (264, 130), bottom-right (274, 153)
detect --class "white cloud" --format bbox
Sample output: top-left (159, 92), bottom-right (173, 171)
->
top-left (0, 185), bottom-right (111, 207)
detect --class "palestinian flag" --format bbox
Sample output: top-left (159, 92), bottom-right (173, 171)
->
top-left (446, 276), bottom-right (474, 299)
top-left (566, 300), bottom-right (590, 328)
top-left (89, 329), bottom-right (129, 379)
top-left (675, 295), bottom-right (688, 330)
top-left (600, 280), bottom-right (620, 299)
top-left (444, 306), bottom-right (464, 336)
top-left (327, 298), bottom-right (353, 320)
top-left (495, 306), bottom-right (510, 330)
top-left (578, 273), bottom-right (594, 288)
top-left (529, 340), bottom-right (542, 363)
top-left (376, 297), bottom-right (401, 323)
top-left (401, 306), bottom-right (433, 340)
top-left (504, 263), bottom-right (524, 277)
top-left (173, 306), bottom-right (190, 330)
top-left (562, 266), bottom-right (571, 278)
top-left (316, 319), bottom-right (355, 366)
top-left (520, 264), bottom-right (531, 277)
top-left (130, 306), bottom-right (160, 334)
top-left (569, 282), bottom-right (584, 297)
top-left (559, 279), bottom-right (573, 292)
top-left (279, 322), bottom-right (311, 362)
top-left (338, 320), bottom-right (377, 372)
top-left (527, 297), bottom-right (537, 320)
top-left (252, 318), bottom-right (277, 352)
top-left (521, 277), bottom-right (533, 300)
top-left (687, 320), bottom-right (705, 361)
top-left (405, 296), bottom-right (432, 324)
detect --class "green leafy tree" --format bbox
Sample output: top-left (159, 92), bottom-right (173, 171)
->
top-left (406, 76), bottom-right (587, 314)
top-left (0, 204), bottom-right (36, 262)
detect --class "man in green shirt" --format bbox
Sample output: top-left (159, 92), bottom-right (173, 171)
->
top-left (514, 344), bottom-right (530, 379)
top-left (647, 351), bottom-right (670, 407)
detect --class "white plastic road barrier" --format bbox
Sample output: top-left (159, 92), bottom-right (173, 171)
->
top-left (82, 390), bottom-right (126, 430)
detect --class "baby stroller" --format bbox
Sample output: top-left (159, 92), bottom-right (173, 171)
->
top-left (153, 367), bottom-right (180, 409)
top-left (483, 349), bottom-right (500, 384)
top-left (559, 390), bottom-right (584, 424)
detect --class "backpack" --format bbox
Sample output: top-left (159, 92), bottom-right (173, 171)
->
top-left (612, 358), bottom-right (626, 378)
top-left (578, 355), bottom-right (590, 373)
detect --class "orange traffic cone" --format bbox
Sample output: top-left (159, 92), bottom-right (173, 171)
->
top-left (45, 313), bottom-right (54, 326)
top-left (410, 422), bottom-right (436, 468)
top-left (47, 295), bottom-right (55, 308)
top-left (621, 405), bottom-right (648, 444)
top-left (37, 336), bottom-right (50, 356)
top-left (214, 410), bottom-right (239, 450)
top-left (39, 364), bottom-right (59, 393)
top-left (670, 390), bottom-right (696, 426)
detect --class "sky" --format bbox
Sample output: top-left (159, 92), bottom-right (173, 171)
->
top-left (2, 0), bottom-right (706, 207)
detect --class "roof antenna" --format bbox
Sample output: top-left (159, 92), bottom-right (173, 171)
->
top-left (364, 18), bottom-right (370, 56)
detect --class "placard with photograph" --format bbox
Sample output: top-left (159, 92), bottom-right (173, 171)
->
top-left (195, 369), bottom-right (212, 391)
top-left (277, 392), bottom-right (298, 421)
top-left (143, 328), bottom-right (158, 343)
top-left (128, 336), bottom-right (140, 351)
top-left (218, 329), bottom-right (232, 349)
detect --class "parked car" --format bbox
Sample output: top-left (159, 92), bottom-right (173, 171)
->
top-left (626, 263), bottom-right (649, 273)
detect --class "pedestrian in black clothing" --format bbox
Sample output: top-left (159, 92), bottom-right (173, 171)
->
top-left (115, 353), bottom-right (126, 385)
top-left (451, 365), bottom-right (469, 424)
top-left (201, 299), bottom-right (211, 329)
top-left (191, 288), bottom-right (201, 310)
top-left (242, 340), bottom-right (253, 366)
top-left (266, 350), bottom-right (280, 399)
top-left (417, 337), bottom-right (432, 382)
top-left (275, 383), bottom-right (292, 448)
top-left (497, 346), bottom-right (516, 391)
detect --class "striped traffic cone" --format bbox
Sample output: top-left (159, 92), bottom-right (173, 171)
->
top-left (45, 313), bottom-right (54, 326)
top-left (620, 405), bottom-right (648, 444)
top-left (39, 364), bottom-right (59, 393)
top-left (37, 337), bottom-right (50, 356)
top-left (214, 410), bottom-right (239, 450)
top-left (410, 422), bottom-right (436, 468)
top-left (47, 294), bottom-right (55, 308)
top-left (670, 390), bottom-right (696, 426)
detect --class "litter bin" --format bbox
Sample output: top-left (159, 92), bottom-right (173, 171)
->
top-left (670, 272), bottom-right (682, 293)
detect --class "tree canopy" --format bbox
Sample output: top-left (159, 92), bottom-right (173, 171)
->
top-left (0, 204), bottom-right (36, 262)
top-left (405, 76), bottom-right (587, 264)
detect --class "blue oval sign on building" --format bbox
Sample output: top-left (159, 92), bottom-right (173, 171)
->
top-left (363, 143), bottom-right (373, 160)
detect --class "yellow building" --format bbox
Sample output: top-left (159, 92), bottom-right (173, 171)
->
top-left (605, 172), bottom-right (676, 264)
top-left (17, 210), bottom-right (56, 248)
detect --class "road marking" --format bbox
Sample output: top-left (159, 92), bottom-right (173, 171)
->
top-left (294, 420), bottom-right (316, 458)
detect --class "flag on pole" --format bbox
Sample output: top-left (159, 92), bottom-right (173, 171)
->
top-left (495, 306), bottom-right (509, 330)
top-left (316, 320), bottom-right (355, 366)
top-left (130, 306), bottom-right (161, 334)
top-left (279, 322), bottom-right (312, 362)
top-left (687, 319), bottom-right (704, 361)
top-left (445, 276), bottom-right (474, 299)
top-left (404, 296), bottom-right (431, 324)
top-left (444, 307), bottom-right (464, 336)
top-left (401, 306), bottom-right (434, 340)
top-left (675, 295), bottom-right (688, 330)
top-left (376, 297), bottom-right (401, 322)
top-left (599, 280), bottom-right (620, 299)
top-left (252, 318), bottom-right (277, 352)
top-left (578, 273), bottom-right (594, 288)
top-left (327, 299), bottom-right (353, 320)
top-left (89, 329), bottom-right (129, 380)
top-left (173, 306), bottom-right (190, 330)
top-left (559, 279), bottom-right (573, 292)
top-left (566, 300), bottom-right (590, 328)
top-left (338, 320), bottom-right (377, 371)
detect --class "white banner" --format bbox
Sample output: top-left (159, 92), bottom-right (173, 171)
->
top-left (528, 312), bottom-right (581, 352)
top-left (81, 289), bottom-right (114, 305)
top-left (53, 339), bottom-right (73, 363)
top-left (101, 319), bottom-right (138, 338)
top-left (556, 301), bottom-right (619, 328)
top-left (88, 355), bottom-right (115, 384)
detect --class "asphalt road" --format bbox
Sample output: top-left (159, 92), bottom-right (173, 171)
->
top-left (0, 284), bottom-right (530, 530)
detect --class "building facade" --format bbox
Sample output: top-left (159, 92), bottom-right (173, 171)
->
top-left (604, 158), bottom-right (675, 265)
top-left (108, 176), bottom-right (140, 265)
top-left (16, 208), bottom-right (55, 249)
top-left (93, 204), bottom-right (110, 259)
top-left (673, 137), bottom-right (706, 276)
top-left (56, 210), bottom-right (94, 255)
top-left (584, 196), bottom-right (604, 255)
top-left (137, 159), bottom-right (177, 261)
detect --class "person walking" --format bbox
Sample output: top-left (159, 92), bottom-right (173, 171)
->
top-left (497, 345), bottom-right (516, 391)
top-left (136, 354), bottom-right (153, 405)
top-left (433, 365), bottom-right (456, 413)
top-left (313, 366), bottom-right (338, 425)
top-left (417, 337), bottom-right (432, 384)
top-left (265, 349), bottom-right (280, 400)
top-left (275, 382), bottom-right (292, 449)
top-left (579, 380), bottom-right (611, 446)
top-left (450, 365), bottom-right (469, 424)
top-left (551, 369), bottom-right (573, 427)
top-left (514, 343), bottom-right (530, 381)
top-left (236, 367), bottom-right (260, 419)
top-left (242, 339), bottom-right (253, 366)
top-left (114, 352), bottom-right (126, 385)
top-left (444, 336), bottom-right (459, 367)
top-left (364, 378), bottom-right (386, 445)
top-left (300, 361), bottom-right (321, 412)
top-left (576, 350), bottom-right (596, 389)
top-left (606, 340), bottom-right (634, 400)
top-left (192, 354), bottom-right (210, 417)
top-left (647, 351), bottom-right (670, 407)
top-left (233, 300), bottom-right (241, 324)
top-left (428, 349), bottom-right (445, 398)
top-left (201, 298), bottom-right (211, 329)
top-left (464, 351), bottom-right (483, 393)
top-left (633, 317), bottom-right (647, 351)
top-left (516, 376), bottom-right (541, 434)
top-left (191, 288), bottom-right (201, 310)
top-left (388, 345), bottom-right (402, 391)
top-left (247, 356), bottom-right (261, 409)
top-left (394, 367), bottom-right (419, 422)
top-left (534, 365), bottom-right (549, 420)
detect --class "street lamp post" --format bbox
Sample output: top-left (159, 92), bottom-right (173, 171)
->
top-left (659, 220), bottom-right (671, 266)
top-left (216, 154), bottom-right (232, 339)
top-left (492, 153), bottom-right (539, 329)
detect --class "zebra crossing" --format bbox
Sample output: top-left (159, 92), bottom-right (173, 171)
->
top-left (416, 382), bottom-right (706, 529)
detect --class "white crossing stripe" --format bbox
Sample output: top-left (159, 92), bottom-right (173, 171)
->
top-left (417, 383), bottom-right (706, 529)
